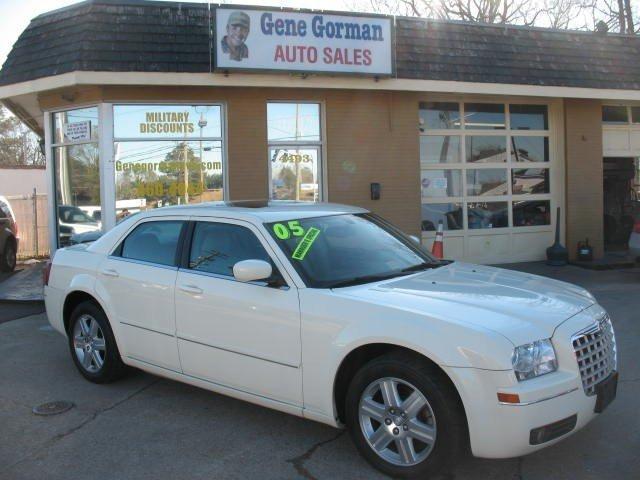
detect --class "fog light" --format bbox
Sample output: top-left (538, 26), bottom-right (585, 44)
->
top-left (529, 414), bottom-right (577, 445)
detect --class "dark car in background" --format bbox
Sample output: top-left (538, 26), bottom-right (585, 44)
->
top-left (0, 196), bottom-right (18, 272)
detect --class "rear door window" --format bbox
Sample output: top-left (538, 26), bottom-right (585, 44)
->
top-left (119, 221), bottom-right (185, 266)
top-left (188, 222), bottom-right (271, 277)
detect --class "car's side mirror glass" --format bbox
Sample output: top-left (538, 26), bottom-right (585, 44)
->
top-left (233, 259), bottom-right (273, 283)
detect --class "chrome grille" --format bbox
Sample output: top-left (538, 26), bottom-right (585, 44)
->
top-left (572, 314), bottom-right (617, 396)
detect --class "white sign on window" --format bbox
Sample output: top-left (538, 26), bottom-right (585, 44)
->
top-left (63, 121), bottom-right (91, 142)
top-left (215, 8), bottom-right (393, 76)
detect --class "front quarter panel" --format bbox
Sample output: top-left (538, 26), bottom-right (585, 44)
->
top-left (299, 288), bottom-right (515, 423)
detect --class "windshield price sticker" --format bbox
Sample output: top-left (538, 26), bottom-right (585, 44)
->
top-left (272, 221), bottom-right (305, 239)
top-left (272, 221), bottom-right (320, 260)
top-left (292, 227), bottom-right (320, 260)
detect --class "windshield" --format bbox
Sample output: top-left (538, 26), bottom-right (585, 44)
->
top-left (265, 213), bottom-right (442, 288)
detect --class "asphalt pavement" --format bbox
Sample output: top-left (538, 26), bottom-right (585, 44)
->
top-left (0, 263), bottom-right (639, 480)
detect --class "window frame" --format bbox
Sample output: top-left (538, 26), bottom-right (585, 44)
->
top-left (266, 100), bottom-right (326, 202)
top-left (180, 218), bottom-right (291, 289)
top-left (419, 101), bottom-right (553, 233)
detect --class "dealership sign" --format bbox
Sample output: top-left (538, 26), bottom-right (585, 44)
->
top-left (214, 8), bottom-right (393, 75)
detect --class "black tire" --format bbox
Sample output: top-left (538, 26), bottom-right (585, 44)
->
top-left (67, 300), bottom-right (127, 383)
top-left (0, 238), bottom-right (16, 272)
top-left (345, 352), bottom-right (467, 479)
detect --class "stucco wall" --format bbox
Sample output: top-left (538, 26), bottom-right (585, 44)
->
top-left (0, 167), bottom-right (46, 197)
top-left (564, 99), bottom-right (604, 259)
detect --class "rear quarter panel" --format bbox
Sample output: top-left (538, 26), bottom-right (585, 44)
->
top-left (46, 247), bottom-right (108, 336)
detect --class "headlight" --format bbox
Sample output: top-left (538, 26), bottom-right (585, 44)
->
top-left (511, 339), bottom-right (557, 381)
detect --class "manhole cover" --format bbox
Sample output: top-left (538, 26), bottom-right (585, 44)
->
top-left (33, 401), bottom-right (75, 416)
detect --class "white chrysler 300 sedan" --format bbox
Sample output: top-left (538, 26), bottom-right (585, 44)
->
top-left (44, 202), bottom-right (618, 478)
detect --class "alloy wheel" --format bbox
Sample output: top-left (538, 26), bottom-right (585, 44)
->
top-left (72, 314), bottom-right (106, 373)
top-left (358, 377), bottom-right (437, 466)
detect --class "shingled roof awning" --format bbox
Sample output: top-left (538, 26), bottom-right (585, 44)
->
top-left (2, 0), bottom-right (640, 90)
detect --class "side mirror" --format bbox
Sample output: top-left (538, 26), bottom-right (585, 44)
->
top-left (409, 235), bottom-right (420, 245)
top-left (233, 259), bottom-right (273, 283)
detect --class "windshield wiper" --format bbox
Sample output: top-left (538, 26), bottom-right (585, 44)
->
top-left (327, 272), bottom-right (412, 289)
top-left (400, 262), bottom-right (442, 273)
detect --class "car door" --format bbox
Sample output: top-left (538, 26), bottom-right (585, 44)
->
top-left (96, 217), bottom-right (186, 372)
top-left (174, 218), bottom-right (302, 406)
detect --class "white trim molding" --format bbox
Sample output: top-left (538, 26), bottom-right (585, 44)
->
top-left (2, 71), bottom-right (640, 102)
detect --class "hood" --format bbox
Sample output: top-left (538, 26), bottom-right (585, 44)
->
top-left (336, 262), bottom-right (595, 346)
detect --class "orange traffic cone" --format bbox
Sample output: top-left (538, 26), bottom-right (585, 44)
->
top-left (431, 220), bottom-right (444, 259)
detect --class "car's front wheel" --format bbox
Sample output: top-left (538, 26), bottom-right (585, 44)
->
top-left (68, 301), bottom-right (127, 383)
top-left (345, 352), bottom-right (466, 479)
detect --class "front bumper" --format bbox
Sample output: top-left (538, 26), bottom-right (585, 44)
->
top-left (444, 304), bottom-right (615, 459)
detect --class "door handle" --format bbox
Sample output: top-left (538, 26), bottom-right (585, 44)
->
top-left (100, 268), bottom-right (119, 278)
top-left (179, 284), bottom-right (203, 295)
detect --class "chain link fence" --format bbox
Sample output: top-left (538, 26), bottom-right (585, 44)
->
top-left (7, 189), bottom-right (50, 259)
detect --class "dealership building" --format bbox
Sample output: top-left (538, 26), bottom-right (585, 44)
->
top-left (1, 0), bottom-right (640, 263)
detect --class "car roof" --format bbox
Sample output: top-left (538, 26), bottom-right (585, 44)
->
top-left (135, 201), bottom-right (369, 223)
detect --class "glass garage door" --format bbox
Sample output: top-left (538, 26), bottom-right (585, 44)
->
top-left (419, 101), bottom-right (557, 264)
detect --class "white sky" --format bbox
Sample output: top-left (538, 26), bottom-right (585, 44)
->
top-left (0, 0), bottom-right (356, 66)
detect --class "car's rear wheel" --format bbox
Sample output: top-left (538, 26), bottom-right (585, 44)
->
top-left (68, 301), bottom-right (126, 383)
top-left (345, 352), bottom-right (466, 479)
top-left (0, 239), bottom-right (16, 272)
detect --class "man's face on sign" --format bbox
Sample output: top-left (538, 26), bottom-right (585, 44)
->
top-left (227, 23), bottom-right (249, 46)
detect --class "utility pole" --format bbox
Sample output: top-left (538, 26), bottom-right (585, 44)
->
top-left (295, 103), bottom-right (300, 201)
top-left (199, 112), bottom-right (208, 199)
top-left (183, 142), bottom-right (189, 204)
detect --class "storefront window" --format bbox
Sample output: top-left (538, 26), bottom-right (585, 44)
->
top-left (268, 102), bottom-right (322, 201)
top-left (513, 200), bottom-right (550, 227)
top-left (420, 101), bottom-right (552, 234)
top-left (512, 168), bottom-right (549, 195)
top-left (421, 170), bottom-right (462, 198)
top-left (466, 169), bottom-right (508, 196)
top-left (464, 103), bottom-right (505, 130)
top-left (509, 105), bottom-right (548, 130)
top-left (419, 102), bottom-right (461, 130)
top-left (52, 107), bottom-right (101, 247)
top-left (511, 137), bottom-right (549, 162)
top-left (421, 203), bottom-right (463, 231)
top-left (602, 106), bottom-right (629, 124)
top-left (420, 136), bottom-right (460, 164)
top-left (465, 136), bottom-right (507, 163)
top-left (113, 105), bottom-right (224, 216)
top-left (467, 202), bottom-right (508, 229)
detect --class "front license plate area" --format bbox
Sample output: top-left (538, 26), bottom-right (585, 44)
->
top-left (594, 371), bottom-right (618, 413)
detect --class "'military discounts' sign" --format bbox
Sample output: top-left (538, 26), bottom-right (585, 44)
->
top-left (214, 8), bottom-right (393, 75)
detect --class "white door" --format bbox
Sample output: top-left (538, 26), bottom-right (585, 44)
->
top-left (97, 218), bottom-right (186, 371)
top-left (175, 219), bottom-right (302, 406)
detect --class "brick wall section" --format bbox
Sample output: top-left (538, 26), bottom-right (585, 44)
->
top-left (564, 99), bottom-right (603, 259)
top-left (39, 86), bottom-right (422, 236)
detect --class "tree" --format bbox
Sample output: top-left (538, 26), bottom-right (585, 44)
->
top-left (344, 0), bottom-right (639, 33)
top-left (589, 0), bottom-right (638, 33)
top-left (0, 106), bottom-right (44, 167)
